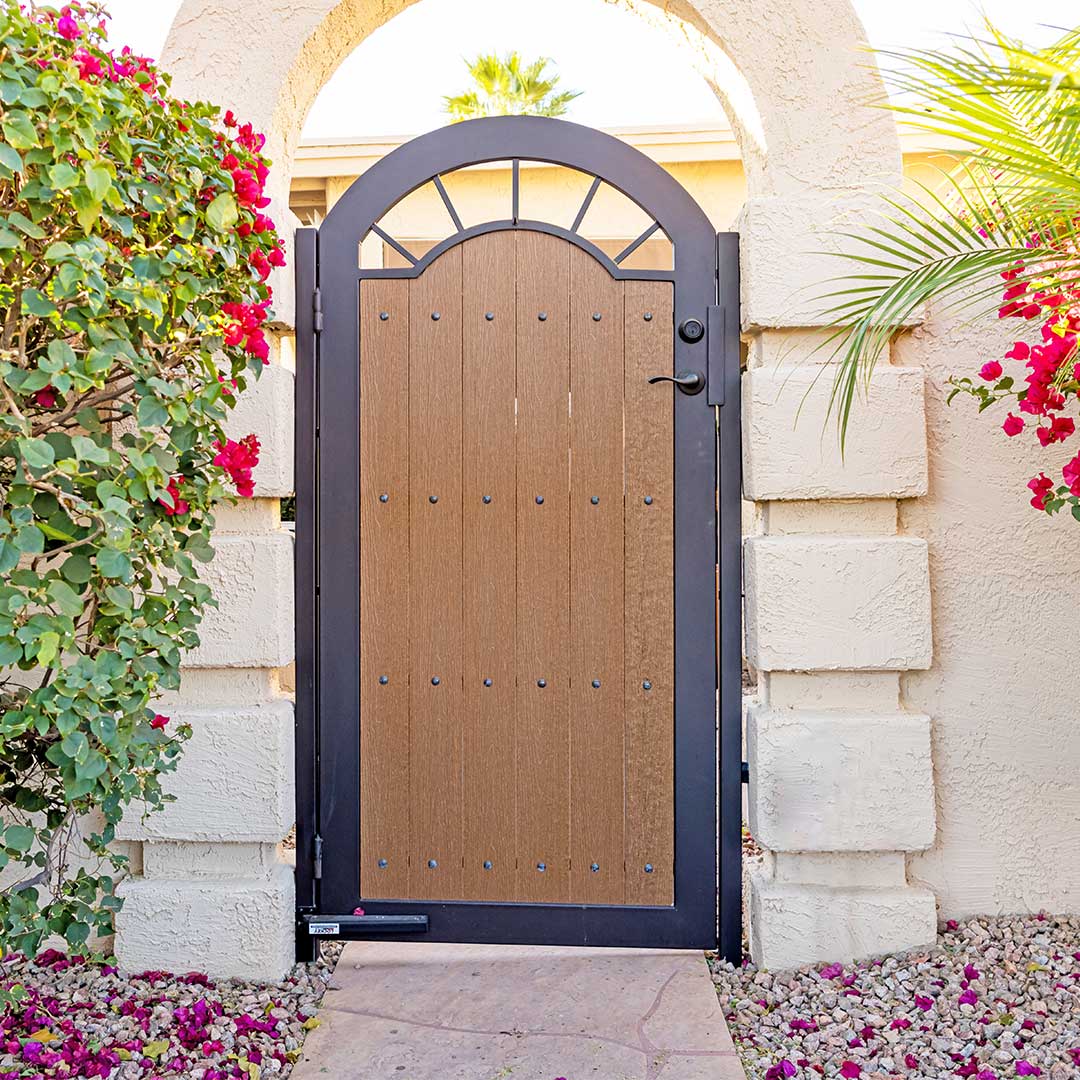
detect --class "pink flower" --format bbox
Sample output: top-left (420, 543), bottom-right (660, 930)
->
top-left (72, 48), bottom-right (105, 80)
top-left (964, 963), bottom-right (980, 982)
top-left (1036, 414), bottom-right (1074, 446)
top-left (979, 361), bottom-right (1003, 381)
top-left (765, 1063), bottom-right (797, 1080)
top-left (1002, 413), bottom-right (1025, 437)
top-left (352, 907), bottom-right (365, 915)
top-left (958, 988), bottom-right (979, 1006)
top-left (1015, 1065), bottom-right (1041, 1077)
top-left (33, 386), bottom-right (57, 408)
top-left (890, 1017), bottom-right (912, 1030)
top-left (819, 963), bottom-right (843, 980)
top-left (840, 1063), bottom-right (861, 1079)
top-left (1027, 473), bottom-right (1054, 511)
top-left (158, 477), bottom-right (190, 517)
top-left (905, 1056), bottom-right (918, 1069)
top-left (213, 434), bottom-right (260, 497)
top-left (914, 994), bottom-right (934, 1011)
top-left (56, 9), bottom-right (81, 39)
top-left (946, 919), bottom-right (959, 931)
top-left (1005, 342), bottom-right (1031, 361)
top-left (150, 714), bottom-right (169, 730)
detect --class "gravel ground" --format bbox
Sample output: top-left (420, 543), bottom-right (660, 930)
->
top-left (0, 942), bottom-right (343, 1078)
top-left (712, 915), bottom-right (1080, 1080)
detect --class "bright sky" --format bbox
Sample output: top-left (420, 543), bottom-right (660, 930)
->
top-left (102, 0), bottom-right (1076, 139)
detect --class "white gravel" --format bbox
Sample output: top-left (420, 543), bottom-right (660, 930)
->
top-left (0, 942), bottom-right (342, 1078)
top-left (712, 915), bottom-right (1080, 1080)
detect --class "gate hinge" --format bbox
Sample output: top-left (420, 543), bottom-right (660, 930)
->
top-left (313, 834), bottom-right (323, 880)
top-left (313, 287), bottom-right (324, 334)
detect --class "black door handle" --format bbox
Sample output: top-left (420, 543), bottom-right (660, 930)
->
top-left (647, 371), bottom-right (705, 395)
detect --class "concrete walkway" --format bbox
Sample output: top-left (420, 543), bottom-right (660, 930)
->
top-left (292, 941), bottom-right (745, 1080)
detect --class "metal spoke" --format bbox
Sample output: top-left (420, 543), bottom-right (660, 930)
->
top-left (614, 221), bottom-right (662, 265)
top-left (370, 223), bottom-right (418, 266)
top-left (571, 176), bottom-right (603, 233)
top-left (433, 175), bottom-right (464, 233)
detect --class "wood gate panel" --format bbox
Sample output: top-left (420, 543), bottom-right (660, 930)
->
top-left (358, 232), bottom-right (678, 908)
top-left (461, 232), bottom-right (518, 902)
top-left (407, 249), bottom-right (464, 900)
top-left (358, 279), bottom-right (410, 900)
top-left (514, 231), bottom-right (571, 903)
top-left (623, 279), bottom-right (675, 906)
top-left (568, 246), bottom-right (626, 905)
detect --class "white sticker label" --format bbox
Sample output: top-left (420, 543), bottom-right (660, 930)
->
top-left (309, 922), bottom-right (339, 936)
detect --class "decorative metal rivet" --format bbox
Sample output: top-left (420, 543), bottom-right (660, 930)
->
top-left (428, 859), bottom-right (438, 869)
top-left (483, 678), bottom-right (492, 687)
top-left (590, 496), bottom-right (599, 505)
top-left (592, 312), bottom-right (602, 322)
top-left (482, 495), bottom-right (492, 504)
top-left (485, 312), bottom-right (495, 321)
top-left (483, 860), bottom-right (493, 870)
top-left (644, 864), bottom-right (654, 874)
top-left (538, 312), bottom-right (548, 322)
top-left (535, 495), bottom-right (544, 505)
top-left (592, 679), bottom-right (601, 689)
top-left (644, 312), bottom-right (653, 322)
top-left (378, 675), bottom-right (389, 685)
top-left (429, 494), bottom-right (438, 504)
top-left (537, 678), bottom-right (547, 688)
top-left (590, 862), bottom-right (600, 873)
top-left (643, 680), bottom-right (652, 691)
top-left (378, 858), bottom-right (388, 868)
top-left (431, 676), bottom-right (441, 686)
top-left (379, 311), bottom-right (390, 321)
top-left (379, 492), bottom-right (389, 503)
top-left (431, 311), bottom-right (441, 321)
top-left (644, 496), bottom-right (653, 505)
top-left (537, 862), bottom-right (546, 872)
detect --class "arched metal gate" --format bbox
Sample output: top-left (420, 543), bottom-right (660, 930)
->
top-left (293, 116), bottom-right (742, 961)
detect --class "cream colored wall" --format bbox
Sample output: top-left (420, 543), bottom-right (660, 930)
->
top-left (311, 151), bottom-right (946, 239)
top-left (896, 307), bottom-right (1080, 919)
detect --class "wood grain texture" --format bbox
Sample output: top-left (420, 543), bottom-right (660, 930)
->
top-left (623, 280), bottom-right (675, 906)
top-left (407, 247), bottom-right (464, 900)
top-left (359, 278), bottom-right (411, 900)
top-left (568, 248), bottom-right (626, 904)
top-left (461, 232), bottom-right (518, 901)
top-left (515, 231), bottom-right (571, 902)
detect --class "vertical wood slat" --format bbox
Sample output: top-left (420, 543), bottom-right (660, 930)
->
top-left (623, 280), bottom-right (675, 906)
top-left (408, 248), bottom-right (464, 900)
top-left (515, 231), bottom-right (571, 902)
top-left (462, 232), bottom-right (518, 901)
top-left (568, 247), bottom-right (626, 904)
top-left (359, 279), bottom-right (411, 899)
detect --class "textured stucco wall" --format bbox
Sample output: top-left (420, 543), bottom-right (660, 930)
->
top-left (895, 309), bottom-right (1080, 917)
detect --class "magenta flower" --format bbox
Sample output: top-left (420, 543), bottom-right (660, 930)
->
top-left (1016, 1065), bottom-right (1041, 1077)
top-left (963, 963), bottom-right (980, 981)
top-left (915, 994), bottom-right (934, 1011)
top-left (819, 963), bottom-right (843, 980)
top-left (958, 989), bottom-right (979, 1006)
top-left (56, 10), bottom-right (81, 39)
top-left (840, 1063), bottom-right (861, 1079)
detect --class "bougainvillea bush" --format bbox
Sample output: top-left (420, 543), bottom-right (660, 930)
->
top-left (821, 25), bottom-right (1080, 519)
top-left (0, 0), bottom-right (284, 954)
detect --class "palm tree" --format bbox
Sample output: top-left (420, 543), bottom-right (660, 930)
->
top-left (822, 25), bottom-right (1080, 450)
top-left (443, 52), bottom-right (581, 122)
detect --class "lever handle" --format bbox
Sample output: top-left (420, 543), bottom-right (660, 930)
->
top-left (647, 370), bottom-right (705, 396)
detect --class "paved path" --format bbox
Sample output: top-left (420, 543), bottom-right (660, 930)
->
top-left (292, 941), bottom-right (745, 1080)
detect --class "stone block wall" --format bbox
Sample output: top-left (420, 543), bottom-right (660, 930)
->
top-left (741, 330), bottom-right (939, 970)
top-left (114, 349), bottom-right (297, 983)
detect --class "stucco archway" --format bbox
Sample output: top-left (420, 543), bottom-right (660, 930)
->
top-left (113, 0), bottom-right (936, 980)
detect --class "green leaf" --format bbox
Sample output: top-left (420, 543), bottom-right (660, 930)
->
top-left (4, 825), bottom-right (34, 853)
top-left (21, 289), bottom-right (56, 318)
top-left (17, 438), bottom-right (54, 471)
top-left (36, 631), bottom-right (59, 665)
top-left (60, 555), bottom-right (92, 584)
top-left (0, 143), bottom-right (22, 173)
top-left (47, 580), bottom-right (83, 618)
top-left (206, 191), bottom-right (238, 232)
top-left (45, 340), bottom-right (75, 371)
top-left (135, 397), bottom-right (169, 429)
top-left (95, 548), bottom-right (130, 581)
top-left (7, 211), bottom-right (44, 239)
top-left (1, 111), bottom-right (37, 149)
top-left (83, 163), bottom-right (111, 202)
top-left (48, 161), bottom-right (79, 190)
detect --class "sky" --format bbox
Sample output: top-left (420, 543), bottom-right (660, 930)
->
top-left (100, 0), bottom-right (1077, 139)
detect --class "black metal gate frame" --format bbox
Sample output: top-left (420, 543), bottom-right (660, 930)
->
top-left (294, 116), bottom-right (742, 960)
